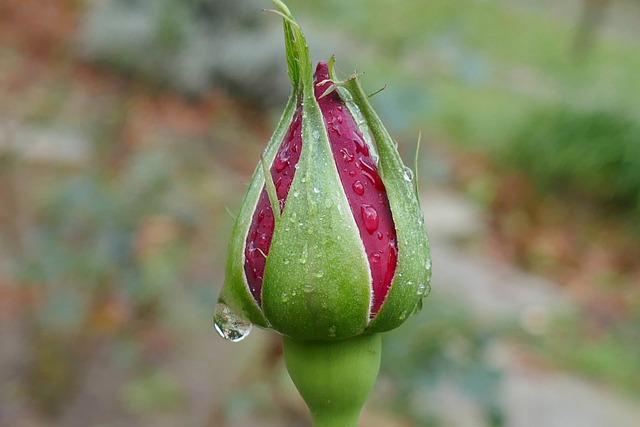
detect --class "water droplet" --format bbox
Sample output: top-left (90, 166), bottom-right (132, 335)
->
top-left (425, 258), bottom-right (432, 272)
top-left (399, 310), bottom-right (408, 320)
top-left (274, 152), bottom-right (290, 172)
top-left (412, 299), bottom-right (423, 315)
top-left (313, 187), bottom-right (320, 194)
top-left (314, 271), bottom-right (324, 278)
top-left (303, 283), bottom-right (314, 293)
top-left (417, 283), bottom-right (428, 296)
top-left (328, 325), bottom-right (337, 337)
top-left (360, 158), bottom-right (385, 190)
top-left (354, 137), bottom-right (370, 156)
top-left (340, 148), bottom-right (355, 163)
top-left (369, 252), bottom-right (381, 263)
top-left (352, 180), bottom-right (365, 195)
top-left (377, 232), bottom-right (383, 240)
top-left (403, 166), bottom-right (414, 182)
top-left (283, 258), bottom-right (290, 265)
top-left (361, 204), bottom-right (379, 234)
top-left (214, 302), bottom-right (252, 342)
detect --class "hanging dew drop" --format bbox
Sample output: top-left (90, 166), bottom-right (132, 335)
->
top-left (214, 301), bottom-right (252, 342)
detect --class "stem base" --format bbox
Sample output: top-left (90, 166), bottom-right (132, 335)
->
top-left (283, 333), bottom-right (381, 427)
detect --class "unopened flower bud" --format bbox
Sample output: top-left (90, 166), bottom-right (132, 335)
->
top-left (218, 1), bottom-right (431, 341)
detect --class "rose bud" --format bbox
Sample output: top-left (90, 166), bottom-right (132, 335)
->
top-left (216, 1), bottom-right (431, 343)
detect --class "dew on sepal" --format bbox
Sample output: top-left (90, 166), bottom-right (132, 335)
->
top-left (402, 166), bottom-right (414, 182)
top-left (303, 283), bottom-right (314, 293)
top-left (214, 301), bottom-right (252, 342)
top-left (412, 298), bottom-right (423, 315)
top-left (417, 282), bottom-right (431, 297)
top-left (328, 325), bottom-right (337, 337)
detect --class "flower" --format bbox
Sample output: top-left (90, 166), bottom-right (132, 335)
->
top-left (218, 0), bottom-right (431, 341)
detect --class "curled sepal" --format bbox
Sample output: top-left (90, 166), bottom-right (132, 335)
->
top-left (342, 76), bottom-right (432, 332)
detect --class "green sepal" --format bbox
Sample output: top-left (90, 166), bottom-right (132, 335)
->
top-left (271, 0), bottom-right (313, 94)
top-left (342, 76), bottom-right (432, 332)
top-left (221, 94), bottom-right (298, 328)
top-left (262, 84), bottom-right (371, 340)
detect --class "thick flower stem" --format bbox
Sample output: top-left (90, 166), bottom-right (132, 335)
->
top-left (282, 333), bottom-right (382, 427)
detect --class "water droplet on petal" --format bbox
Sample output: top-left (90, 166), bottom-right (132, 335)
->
top-left (353, 137), bottom-right (370, 156)
top-left (340, 148), bottom-right (355, 163)
top-left (214, 302), bottom-right (252, 342)
top-left (273, 152), bottom-right (290, 172)
top-left (361, 204), bottom-right (379, 234)
top-left (352, 180), bottom-right (365, 195)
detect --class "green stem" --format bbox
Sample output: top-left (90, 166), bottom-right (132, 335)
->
top-left (283, 333), bottom-right (381, 427)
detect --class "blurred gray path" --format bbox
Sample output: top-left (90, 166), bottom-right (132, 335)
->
top-left (421, 187), bottom-right (640, 427)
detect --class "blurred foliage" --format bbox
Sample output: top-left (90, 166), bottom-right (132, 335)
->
top-left (381, 299), bottom-right (508, 427)
top-left (504, 106), bottom-right (640, 217)
top-left (79, 0), bottom-right (289, 105)
top-left (533, 309), bottom-right (640, 395)
top-left (16, 145), bottom-right (204, 413)
top-left (120, 370), bottom-right (185, 415)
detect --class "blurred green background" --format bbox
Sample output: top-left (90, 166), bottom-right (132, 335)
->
top-left (1, 0), bottom-right (639, 426)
